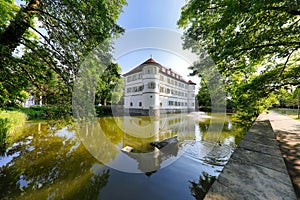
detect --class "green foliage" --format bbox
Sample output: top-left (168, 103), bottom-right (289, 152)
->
top-left (1, 0), bottom-right (127, 111)
top-left (178, 0), bottom-right (300, 122)
top-left (95, 106), bottom-right (113, 117)
top-left (96, 63), bottom-right (123, 106)
top-left (0, 110), bottom-right (27, 148)
top-left (0, 110), bottom-right (27, 132)
top-left (19, 106), bottom-right (71, 120)
top-left (197, 79), bottom-right (212, 111)
top-left (0, 118), bottom-right (8, 149)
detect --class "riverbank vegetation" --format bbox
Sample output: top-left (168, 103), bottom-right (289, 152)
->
top-left (0, 110), bottom-right (27, 149)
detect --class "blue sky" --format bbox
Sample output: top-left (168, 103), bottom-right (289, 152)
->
top-left (117, 0), bottom-right (185, 30)
top-left (115, 0), bottom-right (200, 86)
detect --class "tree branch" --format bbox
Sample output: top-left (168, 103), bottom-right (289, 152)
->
top-left (241, 41), bottom-right (300, 51)
top-left (0, 0), bottom-right (41, 54)
top-left (268, 6), bottom-right (300, 15)
top-left (278, 48), bottom-right (297, 77)
top-left (18, 63), bottom-right (42, 91)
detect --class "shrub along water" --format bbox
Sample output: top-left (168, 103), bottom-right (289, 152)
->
top-left (0, 118), bottom-right (8, 150)
top-left (20, 106), bottom-right (70, 120)
top-left (0, 110), bottom-right (27, 150)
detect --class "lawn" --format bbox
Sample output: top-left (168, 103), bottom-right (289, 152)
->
top-left (272, 108), bottom-right (300, 121)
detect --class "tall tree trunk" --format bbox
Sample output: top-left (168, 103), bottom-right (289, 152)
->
top-left (0, 0), bottom-right (41, 59)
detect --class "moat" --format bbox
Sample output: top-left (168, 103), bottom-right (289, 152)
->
top-left (0, 113), bottom-right (246, 200)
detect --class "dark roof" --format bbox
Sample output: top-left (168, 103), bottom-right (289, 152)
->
top-left (142, 58), bottom-right (157, 64)
top-left (122, 65), bottom-right (143, 76)
top-left (123, 58), bottom-right (162, 76)
top-left (122, 58), bottom-right (194, 85)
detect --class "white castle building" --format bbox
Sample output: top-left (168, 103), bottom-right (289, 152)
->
top-left (123, 58), bottom-right (196, 115)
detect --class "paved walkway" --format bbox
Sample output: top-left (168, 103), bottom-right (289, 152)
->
top-left (205, 114), bottom-right (297, 200)
top-left (268, 112), bottom-right (300, 199)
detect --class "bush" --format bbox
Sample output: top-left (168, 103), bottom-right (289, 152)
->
top-left (20, 106), bottom-right (71, 120)
top-left (0, 118), bottom-right (8, 149)
top-left (0, 110), bottom-right (27, 149)
top-left (95, 106), bottom-right (112, 117)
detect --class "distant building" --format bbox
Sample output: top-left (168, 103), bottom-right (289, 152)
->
top-left (23, 94), bottom-right (36, 107)
top-left (123, 58), bottom-right (196, 115)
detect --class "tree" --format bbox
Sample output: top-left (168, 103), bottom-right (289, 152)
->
top-left (1, 0), bottom-right (127, 109)
top-left (196, 79), bottom-right (211, 111)
top-left (178, 0), bottom-right (300, 121)
top-left (96, 63), bottom-right (122, 106)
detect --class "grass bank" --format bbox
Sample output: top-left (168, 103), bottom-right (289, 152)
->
top-left (272, 108), bottom-right (300, 121)
top-left (0, 110), bottom-right (27, 149)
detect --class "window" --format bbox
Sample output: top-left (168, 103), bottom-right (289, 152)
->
top-left (138, 73), bottom-right (142, 79)
top-left (160, 75), bottom-right (164, 81)
top-left (132, 74), bottom-right (137, 81)
top-left (145, 68), bottom-right (151, 74)
top-left (168, 101), bottom-right (173, 106)
top-left (138, 85), bottom-right (144, 91)
top-left (166, 88), bottom-right (170, 94)
top-left (127, 76), bottom-right (131, 82)
top-left (160, 102), bottom-right (162, 107)
top-left (130, 102), bottom-right (133, 107)
top-left (139, 102), bottom-right (142, 107)
top-left (152, 67), bottom-right (156, 74)
top-left (127, 88), bottom-right (131, 93)
top-left (148, 82), bottom-right (156, 89)
top-left (159, 86), bottom-right (164, 93)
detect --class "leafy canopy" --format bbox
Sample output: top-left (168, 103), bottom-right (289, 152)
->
top-left (0, 0), bottom-right (127, 108)
top-left (178, 0), bottom-right (300, 121)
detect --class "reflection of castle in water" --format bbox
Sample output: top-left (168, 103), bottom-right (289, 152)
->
top-left (122, 114), bottom-right (196, 151)
top-left (120, 114), bottom-right (197, 174)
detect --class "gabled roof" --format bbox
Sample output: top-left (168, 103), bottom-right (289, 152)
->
top-left (122, 58), bottom-right (196, 85)
top-left (123, 58), bottom-right (162, 76)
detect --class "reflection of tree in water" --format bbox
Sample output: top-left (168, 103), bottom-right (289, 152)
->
top-left (98, 117), bottom-right (123, 144)
top-left (189, 172), bottom-right (216, 200)
top-left (0, 123), bottom-right (110, 200)
top-left (199, 117), bottom-right (247, 146)
top-left (198, 119), bottom-right (211, 134)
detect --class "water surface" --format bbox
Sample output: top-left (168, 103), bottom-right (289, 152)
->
top-left (0, 113), bottom-right (246, 200)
